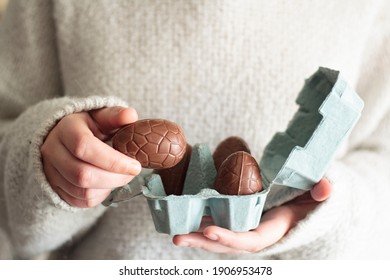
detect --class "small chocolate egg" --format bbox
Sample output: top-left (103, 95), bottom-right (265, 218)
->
top-left (213, 136), bottom-right (251, 170)
top-left (214, 151), bottom-right (262, 195)
top-left (112, 119), bottom-right (187, 169)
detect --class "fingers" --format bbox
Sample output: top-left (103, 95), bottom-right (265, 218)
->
top-left (57, 112), bottom-right (141, 175)
top-left (42, 141), bottom-right (135, 207)
top-left (44, 163), bottom-right (112, 208)
top-left (173, 206), bottom-right (295, 254)
top-left (311, 178), bottom-right (332, 201)
top-left (45, 140), bottom-right (135, 189)
top-left (195, 216), bottom-right (214, 232)
top-left (173, 178), bottom-right (333, 254)
top-left (53, 186), bottom-right (112, 208)
top-left (89, 106), bottom-right (138, 135)
top-left (41, 110), bottom-right (141, 208)
top-left (59, 119), bottom-right (141, 176)
top-left (173, 232), bottom-right (245, 254)
top-left (173, 228), bottom-right (269, 254)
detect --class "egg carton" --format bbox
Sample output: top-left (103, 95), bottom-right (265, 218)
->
top-left (143, 174), bottom-right (269, 235)
top-left (105, 67), bottom-right (364, 235)
top-left (142, 144), bottom-right (271, 235)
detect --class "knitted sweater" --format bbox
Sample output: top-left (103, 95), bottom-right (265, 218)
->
top-left (1, 0), bottom-right (390, 260)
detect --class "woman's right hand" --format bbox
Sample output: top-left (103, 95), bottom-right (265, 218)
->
top-left (40, 106), bottom-right (142, 208)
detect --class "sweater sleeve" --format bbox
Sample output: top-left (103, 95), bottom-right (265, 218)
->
top-left (0, 0), bottom-right (128, 258)
top-left (257, 5), bottom-right (390, 259)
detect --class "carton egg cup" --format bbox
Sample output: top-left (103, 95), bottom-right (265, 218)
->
top-left (142, 144), bottom-right (271, 235)
top-left (105, 67), bottom-right (364, 235)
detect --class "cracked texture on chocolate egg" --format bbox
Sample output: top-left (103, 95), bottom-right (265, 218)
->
top-left (112, 119), bottom-right (187, 169)
top-left (212, 136), bottom-right (251, 170)
top-left (214, 151), bottom-right (262, 195)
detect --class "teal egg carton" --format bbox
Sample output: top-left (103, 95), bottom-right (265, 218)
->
top-left (104, 67), bottom-right (364, 235)
top-left (143, 174), bottom-right (270, 235)
top-left (260, 67), bottom-right (364, 190)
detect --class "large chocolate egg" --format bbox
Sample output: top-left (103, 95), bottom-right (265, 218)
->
top-left (112, 119), bottom-right (187, 169)
top-left (214, 151), bottom-right (262, 195)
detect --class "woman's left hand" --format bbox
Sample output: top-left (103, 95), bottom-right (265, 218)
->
top-left (172, 178), bottom-right (332, 254)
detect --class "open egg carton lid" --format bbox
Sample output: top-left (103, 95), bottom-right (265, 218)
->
top-left (260, 67), bottom-right (364, 190)
top-left (105, 67), bottom-right (364, 235)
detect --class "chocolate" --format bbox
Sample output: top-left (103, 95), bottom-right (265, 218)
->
top-left (112, 119), bottom-right (187, 169)
top-left (113, 120), bottom-right (261, 197)
top-left (156, 144), bottom-right (192, 195)
top-left (213, 136), bottom-right (251, 170)
top-left (214, 151), bottom-right (262, 195)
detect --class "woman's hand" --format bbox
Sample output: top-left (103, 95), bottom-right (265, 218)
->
top-left (40, 106), bottom-right (142, 208)
top-left (173, 178), bottom-right (332, 254)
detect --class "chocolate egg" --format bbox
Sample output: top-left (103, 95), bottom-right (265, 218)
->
top-left (156, 144), bottom-right (192, 195)
top-left (112, 119), bottom-right (187, 169)
top-left (214, 151), bottom-right (262, 195)
top-left (213, 136), bottom-right (251, 170)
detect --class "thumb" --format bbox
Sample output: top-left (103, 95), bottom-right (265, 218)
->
top-left (310, 178), bottom-right (332, 202)
top-left (89, 106), bottom-right (138, 135)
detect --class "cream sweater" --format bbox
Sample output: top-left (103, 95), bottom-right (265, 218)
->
top-left (1, 0), bottom-right (390, 259)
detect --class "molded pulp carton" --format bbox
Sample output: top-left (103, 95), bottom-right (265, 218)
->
top-left (106, 67), bottom-right (364, 235)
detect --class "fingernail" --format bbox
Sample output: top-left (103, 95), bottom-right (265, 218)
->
top-left (205, 233), bottom-right (219, 241)
top-left (131, 161), bottom-right (142, 174)
top-left (113, 107), bottom-right (125, 115)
